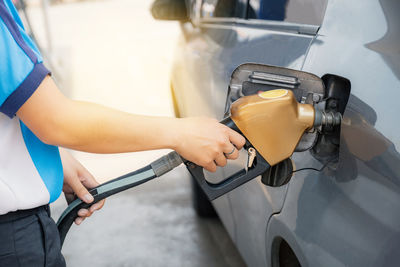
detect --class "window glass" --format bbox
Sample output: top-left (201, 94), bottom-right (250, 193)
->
top-left (247, 0), bottom-right (328, 25)
top-left (201, 0), bottom-right (247, 18)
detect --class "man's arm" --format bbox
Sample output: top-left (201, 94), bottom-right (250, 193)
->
top-left (17, 76), bottom-right (245, 172)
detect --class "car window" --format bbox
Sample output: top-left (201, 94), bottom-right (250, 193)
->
top-left (201, 0), bottom-right (247, 19)
top-left (247, 0), bottom-right (328, 25)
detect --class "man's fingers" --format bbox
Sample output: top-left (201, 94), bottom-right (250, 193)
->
top-left (79, 168), bottom-right (99, 189)
top-left (221, 132), bottom-right (240, 160)
top-left (75, 217), bottom-right (85, 225)
top-left (77, 200), bottom-right (104, 217)
top-left (77, 209), bottom-right (88, 217)
top-left (204, 161), bottom-right (217, 172)
top-left (228, 128), bottom-right (246, 150)
top-left (68, 176), bottom-right (94, 204)
top-left (89, 200), bottom-right (105, 213)
top-left (75, 200), bottom-right (105, 225)
top-left (224, 145), bottom-right (239, 160)
top-left (77, 208), bottom-right (92, 217)
top-left (214, 154), bottom-right (227, 167)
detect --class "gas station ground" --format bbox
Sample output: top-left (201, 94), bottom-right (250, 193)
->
top-left (27, 0), bottom-right (245, 266)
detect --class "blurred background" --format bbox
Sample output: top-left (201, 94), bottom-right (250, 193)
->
top-left (17, 0), bottom-right (245, 266)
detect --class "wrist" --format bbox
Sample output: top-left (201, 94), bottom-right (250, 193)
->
top-left (165, 118), bottom-right (182, 151)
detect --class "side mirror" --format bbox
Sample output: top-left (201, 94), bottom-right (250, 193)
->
top-left (151, 0), bottom-right (188, 21)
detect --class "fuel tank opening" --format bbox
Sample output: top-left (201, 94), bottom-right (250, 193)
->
top-left (311, 74), bottom-right (351, 164)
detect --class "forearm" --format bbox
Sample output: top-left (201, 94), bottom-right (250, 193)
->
top-left (18, 76), bottom-right (179, 153)
top-left (50, 101), bottom-right (178, 153)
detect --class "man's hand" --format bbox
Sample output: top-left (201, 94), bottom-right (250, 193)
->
top-left (173, 117), bottom-right (246, 172)
top-left (60, 149), bottom-right (105, 225)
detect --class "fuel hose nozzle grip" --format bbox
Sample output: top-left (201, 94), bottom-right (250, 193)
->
top-left (150, 151), bottom-right (184, 177)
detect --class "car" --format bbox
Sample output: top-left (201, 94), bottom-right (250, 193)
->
top-left (151, 0), bottom-right (400, 266)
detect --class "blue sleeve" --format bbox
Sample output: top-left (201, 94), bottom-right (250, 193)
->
top-left (0, 0), bottom-right (50, 118)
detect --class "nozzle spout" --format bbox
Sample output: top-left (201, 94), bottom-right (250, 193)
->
top-left (314, 110), bottom-right (342, 127)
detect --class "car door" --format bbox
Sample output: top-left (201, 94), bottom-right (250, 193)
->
top-left (171, 0), bottom-right (328, 266)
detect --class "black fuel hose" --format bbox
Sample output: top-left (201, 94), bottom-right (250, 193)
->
top-left (57, 151), bottom-right (183, 247)
top-left (57, 117), bottom-right (251, 247)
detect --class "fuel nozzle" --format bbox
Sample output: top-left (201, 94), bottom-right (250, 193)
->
top-left (187, 89), bottom-right (344, 202)
top-left (314, 110), bottom-right (342, 128)
top-left (230, 89), bottom-right (342, 166)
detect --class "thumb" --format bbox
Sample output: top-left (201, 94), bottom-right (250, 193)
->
top-left (79, 168), bottom-right (100, 189)
top-left (68, 176), bottom-right (94, 204)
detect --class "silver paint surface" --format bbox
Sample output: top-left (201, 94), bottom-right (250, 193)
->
top-left (172, 0), bottom-right (400, 266)
top-left (270, 0), bottom-right (400, 266)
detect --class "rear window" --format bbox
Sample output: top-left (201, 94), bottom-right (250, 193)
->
top-left (247, 0), bottom-right (328, 25)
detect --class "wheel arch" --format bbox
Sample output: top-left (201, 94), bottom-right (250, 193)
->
top-left (266, 215), bottom-right (308, 267)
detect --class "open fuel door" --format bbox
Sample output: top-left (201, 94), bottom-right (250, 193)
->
top-left (194, 63), bottom-right (344, 201)
top-left (224, 63), bottom-right (329, 187)
top-left (192, 64), bottom-right (328, 200)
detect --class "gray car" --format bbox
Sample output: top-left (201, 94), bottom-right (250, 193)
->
top-left (152, 0), bottom-right (400, 266)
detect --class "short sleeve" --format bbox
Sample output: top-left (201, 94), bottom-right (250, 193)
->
top-left (0, 0), bottom-right (50, 118)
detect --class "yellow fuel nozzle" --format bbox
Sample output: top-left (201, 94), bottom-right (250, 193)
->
top-left (230, 89), bottom-right (340, 165)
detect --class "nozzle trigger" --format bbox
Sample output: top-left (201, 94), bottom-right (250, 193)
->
top-left (247, 147), bottom-right (256, 169)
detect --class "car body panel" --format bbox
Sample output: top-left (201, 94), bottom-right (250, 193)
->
top-left (171, 0), bottom-right (400, 266)
top-left (266, 0), bottom-right (400, 266)
top-left (171, 17), bottom-right (315, 266)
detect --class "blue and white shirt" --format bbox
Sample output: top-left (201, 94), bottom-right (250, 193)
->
top-left (0, 0), bottom-right (63, 215)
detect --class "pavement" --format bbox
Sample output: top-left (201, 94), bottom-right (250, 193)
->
top-left (26, 0), bottom-right (246, 266)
